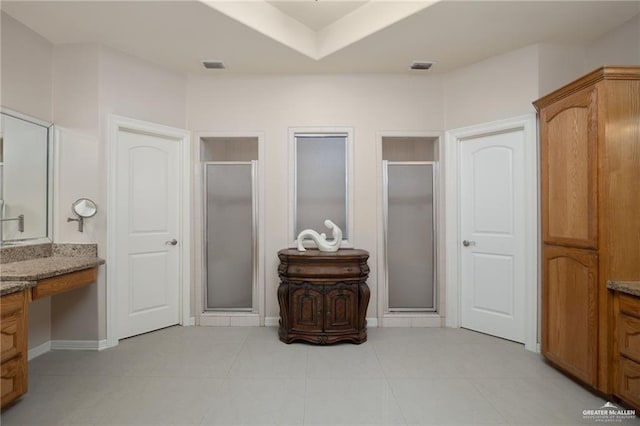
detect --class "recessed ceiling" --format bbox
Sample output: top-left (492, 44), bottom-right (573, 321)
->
top-left (1, 1), bottom-right (638, 75)
top-left (267, 1), bottom-right (369, 31)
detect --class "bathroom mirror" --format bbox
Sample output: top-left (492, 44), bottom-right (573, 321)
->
top-left (0, 109), bottom-right (53, 245)
top-left (72, 198), bottom-right (97, 218)
top-left (68, 198), bottom-right (97, 232)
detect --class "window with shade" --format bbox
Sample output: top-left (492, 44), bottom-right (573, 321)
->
top-left (290, 129), bottom-right (353, 247)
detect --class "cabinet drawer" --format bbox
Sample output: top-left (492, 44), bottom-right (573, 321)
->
top-left (619, 313), bottom-right (640, 364)
top-left (1, 311), bottom-right (21, 363)
top-left (0, 292), bottom-right (25, 317)
top-left (620, 294), bottom-right (640, 319)
top-left (1, 355), bottom-right (27, 409)
top-left (0, 292), bottom-right (27, 364)
top-left (618, 357), bottom-right (640, 409)
top-left (32, 267), bottom-right (98, 300)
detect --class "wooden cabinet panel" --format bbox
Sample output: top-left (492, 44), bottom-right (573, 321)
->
top-left (620, 294), bottom-right (640, 319)
top-left (540, 87), bottom-right (598, 249)
top-left (1, 311), bottom-right (21, 364)
top-left (0, 290), bottom-right (27, 410)
top-left (600, 80), bottom-right (640, 281)
top-left (290, 285), bottom-right (324, 333)
top-left (0, 292), bottom-right (26, 364)
top-left (31, 267), bottom-right (98, 300)
top-left (619, 314), bottom-right (640, 365)
top-left (542, 246), bottom-right (598, 386)
top-left (324, 284), bottom-right (357, 332)
top-left (618, 358), bottom-right (640, 409)
top-left (1, 357), bottom-right (26, 408)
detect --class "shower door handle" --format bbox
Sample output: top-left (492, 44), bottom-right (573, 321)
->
top-left (165, 239), bottom-right (178, 246)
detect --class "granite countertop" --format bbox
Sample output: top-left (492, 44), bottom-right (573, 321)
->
top-left (0, 280), bottom-right (37, 297)
top-left (0, 243), bottom-right (104, 296)
top-left (0, 256), bottom-right (105, 282)
top-left (607, 280), bottom-right (640, 297)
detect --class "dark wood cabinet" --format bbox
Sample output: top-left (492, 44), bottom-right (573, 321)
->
top-left (277, 249), bottom-right (370, 344)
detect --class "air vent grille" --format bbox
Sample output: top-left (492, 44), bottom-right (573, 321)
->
top-left (410, 61), bottom-right (434, 70)
top-left (203, 61), bottom-right (225, 70)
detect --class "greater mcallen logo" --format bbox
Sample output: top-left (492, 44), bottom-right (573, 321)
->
top-left (583, 401), bottom-right (636, 423)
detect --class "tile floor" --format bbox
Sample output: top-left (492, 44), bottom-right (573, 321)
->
top-left (2, 326), bottom-right (638, 426)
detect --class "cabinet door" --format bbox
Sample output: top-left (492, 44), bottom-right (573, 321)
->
top-left (1, 356), bottom-right (27, 408)
top-left (1, 292), bottom-right (26, 364)
top-left (618, 358), bottom-right (640, 410)
top-left (618, 313), bottom-right (640, 365)
top-left (290, 284), bottom-right (324, 333)
top-left (540, 86), bottom-right (598, 249)
top-left (542, 246), bottom-right (598, 386)
top-left (0, 291), bottom-right (27, 409)
top-left (324, 284), bottom-right (358, 332)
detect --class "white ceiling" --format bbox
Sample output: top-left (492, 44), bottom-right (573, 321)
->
top-left (267, 1), bottom-right (369, 31)
top-left (2, 1), bottom-right (639, 75)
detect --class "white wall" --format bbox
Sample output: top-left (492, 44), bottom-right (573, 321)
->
top-left (537, 44), bottom-right (586, 96)
top-left (535, 14), bottom-right (640, 98)
top-left (187, 73), bottom-right (444, 320)
top-left (1, 12), bottom-right (53, 122)
top-left (99, 48), bottom-right (187, 129)
top-left (1, 12), bottom-right (54, 350)
top-left (585, 14), bottom-right (640, 71)
top-left (443, 45), bottom-right (539, 130)
top-left (49, 44), bottom-right (186, 341)
top-left (50, 43), bottom-right (102, 342)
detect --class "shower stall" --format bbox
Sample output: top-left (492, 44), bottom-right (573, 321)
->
top-left (381, 136), bottom-right (439, 314)
top-left (383, 161), bottom-right (437, 311)
top-left (201, 136), bottom-right (259, 315)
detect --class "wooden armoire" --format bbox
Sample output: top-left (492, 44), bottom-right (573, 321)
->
top-left (534, 66), bottom-right (640, 394)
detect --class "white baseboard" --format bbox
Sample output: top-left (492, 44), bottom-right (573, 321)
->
top-left (380, 313), bottom-right (443, 327)
top-left (199, 313), bottom-right (260, 326)
top-left (184, 316), bottom-right (196, 326)
top-left (366, 317), bottom-right (379, 328)
top-left (264, 317), bottom-right (279, 327)
top-left (28, 341), bottom-right (52, 360)
top-left (51, 339), bottom-right (108, 351)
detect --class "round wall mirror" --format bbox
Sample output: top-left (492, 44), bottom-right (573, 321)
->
top-left (72, 198), bottom-right (97, 218)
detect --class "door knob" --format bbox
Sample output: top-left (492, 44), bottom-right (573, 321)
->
top-left (165, 239), bottom-right (178, 246)
top-left (462, 240), bottom-right (476, 247)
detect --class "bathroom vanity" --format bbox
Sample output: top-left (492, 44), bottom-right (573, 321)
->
top-left (0, 243), bottom-right (104, 409)
top-left (609, 281), bottom-right (640, 412)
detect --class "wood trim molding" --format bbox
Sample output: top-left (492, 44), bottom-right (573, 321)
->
top-left (31, 268), bottom-right (98, 300)
top-left (533, 66), bottom-right (640, 111)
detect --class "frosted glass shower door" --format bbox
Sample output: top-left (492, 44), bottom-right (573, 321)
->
top-left (204, 162), bottom-right (256, 311)
top-left (384, 161), bottom-right (437, 311)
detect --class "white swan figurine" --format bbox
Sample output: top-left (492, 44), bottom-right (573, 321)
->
top-left (296, 219), bottom-right (343, 252)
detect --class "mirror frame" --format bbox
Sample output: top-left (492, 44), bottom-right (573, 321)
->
top-left (72, 198), bottom-right (97, 218)
top-left (0, 107), bottom-right (54, 246)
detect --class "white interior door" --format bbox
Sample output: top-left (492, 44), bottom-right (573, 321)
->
top-left (115, 129), bottom-right (181, 339)
top-left (460, 129), bottom-right (525, 343)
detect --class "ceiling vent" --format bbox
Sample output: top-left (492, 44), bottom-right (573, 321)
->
top-left (202, 61), bottom-right (225, 70)
top-left (410, 61), bottom-right (434, 70)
